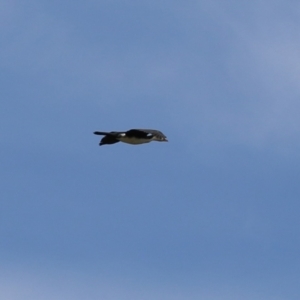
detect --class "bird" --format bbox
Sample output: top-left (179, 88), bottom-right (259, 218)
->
top-left (94, 129), bottom-right (168, 146)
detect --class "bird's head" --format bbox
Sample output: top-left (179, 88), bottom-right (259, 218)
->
top-left (153, 135), bottom-right (168, 142)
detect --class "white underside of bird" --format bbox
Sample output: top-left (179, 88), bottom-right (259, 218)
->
top-left (118, 134), bottom-right (152, 145)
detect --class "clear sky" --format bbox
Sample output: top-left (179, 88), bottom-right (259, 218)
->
top-left (1, 1), bottom-right (300, 299)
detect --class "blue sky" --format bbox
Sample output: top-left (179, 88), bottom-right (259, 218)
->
top-left (1, 0), bottom-right (300, 299)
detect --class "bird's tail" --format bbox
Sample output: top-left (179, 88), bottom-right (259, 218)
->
top-left (94, 131), bottom-right (110, 135)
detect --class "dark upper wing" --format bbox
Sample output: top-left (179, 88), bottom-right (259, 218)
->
top-left (94, 131), bottom-right (122, 137)
top-left (94, 131), bottom-right (122, 145)
top-left (126, 129), bottom-right (167, 139)
top-left (94, 131), bottom-right (110, 135)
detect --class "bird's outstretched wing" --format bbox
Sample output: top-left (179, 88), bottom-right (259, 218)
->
top-left (99, 135), bottom-right (120, 146)
top-left (94, 131), bottom-right (112, 136)
top-left (94, 131), bottom-right (121, 145)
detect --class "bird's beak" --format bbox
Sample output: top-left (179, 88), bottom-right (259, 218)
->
top-left (164, 138), bottom-right (168, 142)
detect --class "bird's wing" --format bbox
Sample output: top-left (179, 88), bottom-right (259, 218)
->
top-left (99, 135), bottom-right (120, 146)
top-left (94, 131), bottom-right (123, 137)
top-left (126, 129), bottom-right (167, 139)
top-left (94, 131), bottom-right (112, 135)
top-left (94, 131), bottom-right (122, 145)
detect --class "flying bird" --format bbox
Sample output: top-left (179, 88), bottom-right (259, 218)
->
top-left (94, 129), bottom-right (168, 146)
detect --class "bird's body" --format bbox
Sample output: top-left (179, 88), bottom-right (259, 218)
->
top-left (94, 129), bottom-right (168, 146)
